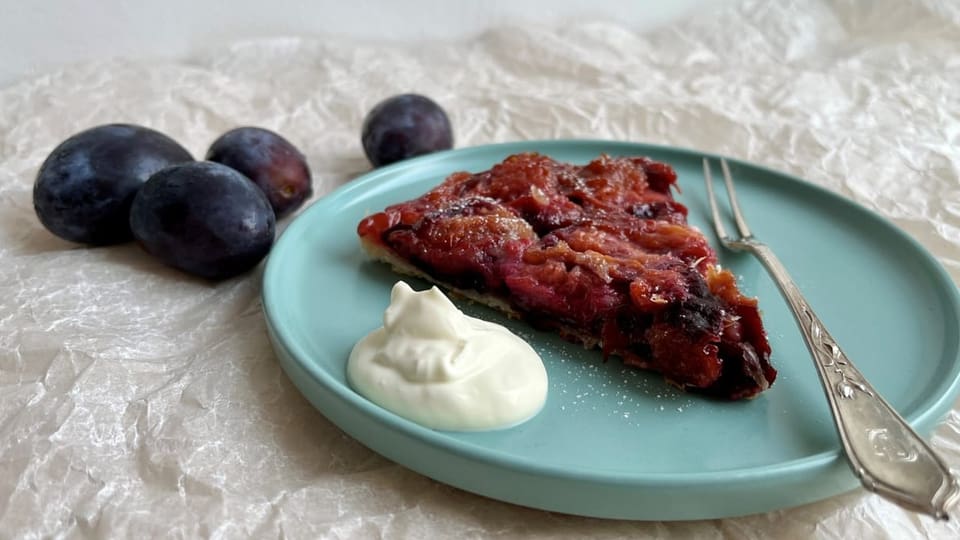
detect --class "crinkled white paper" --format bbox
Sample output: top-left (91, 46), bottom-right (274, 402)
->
top-left (2, 0), bottom-right (960, 537)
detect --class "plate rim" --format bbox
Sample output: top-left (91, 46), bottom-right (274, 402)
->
top-left (262, 139), bottom-right (960, 503)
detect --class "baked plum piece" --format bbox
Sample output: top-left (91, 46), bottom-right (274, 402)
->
top-left (358, 153), bottom-right (776, 399)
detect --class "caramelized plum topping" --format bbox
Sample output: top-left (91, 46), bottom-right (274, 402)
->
top-left (357, 152), bottom-right (775, 399)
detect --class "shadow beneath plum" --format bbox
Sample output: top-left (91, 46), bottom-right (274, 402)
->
top-left (95, 240), bottom-right (272, 290)
top-left (8, 225), bottom-right (82, 256)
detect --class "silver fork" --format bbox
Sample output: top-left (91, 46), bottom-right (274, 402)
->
top-left (702, 157), bottom-right (959, 520)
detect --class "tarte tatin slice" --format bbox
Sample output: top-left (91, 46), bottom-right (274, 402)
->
top-left (357, 153), bottom-right (776, 399)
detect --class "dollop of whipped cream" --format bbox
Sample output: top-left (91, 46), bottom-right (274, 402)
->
top-left (347, 281), bottom-right (548, 431)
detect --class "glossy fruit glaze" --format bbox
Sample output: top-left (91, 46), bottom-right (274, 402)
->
top-left (358, 153), bottom-right (775, 399)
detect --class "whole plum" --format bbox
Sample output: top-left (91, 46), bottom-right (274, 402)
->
top-left (361, 94), bottom-right (453, 167)
top-left (33, 123), bottom-right (193, 245)
top-left (206, 127), bottom-right (312, 218)
top-left (130, 162), bottom-right (275, 280)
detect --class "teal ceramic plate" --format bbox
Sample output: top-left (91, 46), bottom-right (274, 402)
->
top-left (262, 140), bottom-right (960, 520)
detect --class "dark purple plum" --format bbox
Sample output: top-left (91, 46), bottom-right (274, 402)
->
top-left (361, 94), bottom-right (453, 167)
top-left (206, 127), bottom-right (312, 218)
top-left (33, 123), bottom-right (193, 245)
top-left (130, 162), bottom-right (275, 280)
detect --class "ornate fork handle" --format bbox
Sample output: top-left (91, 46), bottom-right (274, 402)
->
top-left (739, 239), bottom-right (960, 519)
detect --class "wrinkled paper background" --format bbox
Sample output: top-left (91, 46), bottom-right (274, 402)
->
top-left (2, 0), bottom-right (960, 537)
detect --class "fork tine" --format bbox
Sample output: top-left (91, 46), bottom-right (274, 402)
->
top-left (720, 158), bottom-right (753, 239)
top-left (702, 158), bottom-right (729, 242)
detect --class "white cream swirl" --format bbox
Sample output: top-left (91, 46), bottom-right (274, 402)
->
top-left (347, 281), bottom-right (548, 431)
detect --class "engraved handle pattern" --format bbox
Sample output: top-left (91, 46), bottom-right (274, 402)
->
top-left (742, 240), bottom-right (960, 519)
